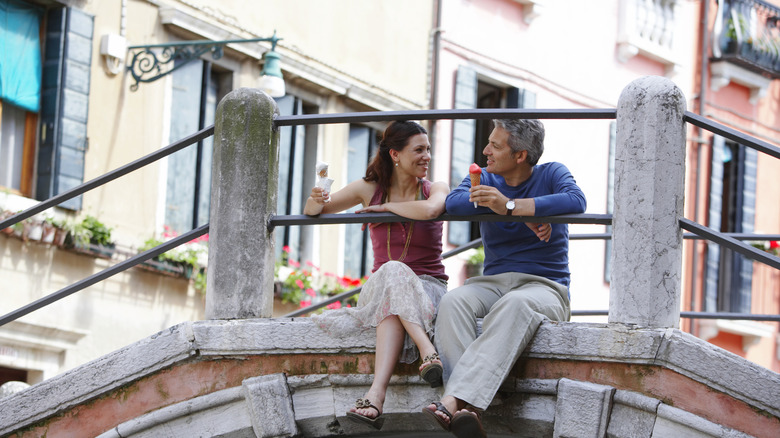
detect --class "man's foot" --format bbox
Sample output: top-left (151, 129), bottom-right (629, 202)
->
top-left (421, 401), bottom-right (453, 431)
top-left (450, 405), bottom-right (486, 438)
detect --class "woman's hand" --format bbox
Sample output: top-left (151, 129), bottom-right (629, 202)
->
top-left (355, 204), bottom-right (388, 214)
top-left (310, 187), bottom-right (330, 204)
top-left (303, 187), bottom-right (330, 215)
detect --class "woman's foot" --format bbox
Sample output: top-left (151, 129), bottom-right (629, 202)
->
top-left (419, 353), bottom-right (443, 387)
top-left (346, 396), bottom-right (385, 429)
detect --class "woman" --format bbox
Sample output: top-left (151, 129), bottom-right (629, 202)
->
top-left (304, 120), bottom-right (449, 429)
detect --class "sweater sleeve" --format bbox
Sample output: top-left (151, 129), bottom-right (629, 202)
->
top-left (445, 171), bottom-right (493, 215)
top-left (533, 163), bottom-right (587, 216)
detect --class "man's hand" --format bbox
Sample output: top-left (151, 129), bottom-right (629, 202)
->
top-left (527, 222), bottom-right (551, 242)
top-left (469, 185), bottom-right (509, 214)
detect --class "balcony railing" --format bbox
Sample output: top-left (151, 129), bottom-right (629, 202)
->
top-left (713, 0), bottom-right (780, 78)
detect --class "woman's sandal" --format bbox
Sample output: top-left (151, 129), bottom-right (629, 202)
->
top-left (419, 353), bottom-right (443, 387)
top-left (450, 405), bottom-right (486, 438)
top-left (421, 401), bottom-right (452, 431)
top-left (345, 398), bottom-right (385, 429)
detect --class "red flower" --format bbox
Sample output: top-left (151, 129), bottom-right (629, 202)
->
top-left (299, 300), bottom-right (311, 308)
top-left (282, 245), bottom-right (291, 253)
top-left (295, 279), bottom-right (305, 289)
top-left (326, 302), bottom-right (342, 310)
top-left (305, 288), bottom-right (316, 297)
top-left (289, 260), bottom-right (300, 268)
top-left (770, 241), bottom-right (779, 250)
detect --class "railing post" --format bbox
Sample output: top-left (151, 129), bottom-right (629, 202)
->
top-left (610, 76), bottom-right (687, 328)
top-left (206, 88), bottom-right (279, 319)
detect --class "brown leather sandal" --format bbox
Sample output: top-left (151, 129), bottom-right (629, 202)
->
top-left (450, 405), bottom-right (486, 438)
top-left (345, 397), bottom-right (384, 429)
top-left (419, 353), bottom-right (443, 387)
top-left (421, 401), bottom-right (452, 431)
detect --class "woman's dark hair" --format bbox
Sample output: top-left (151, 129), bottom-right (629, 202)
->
top-left (364, 121), bottom-right (427, 191)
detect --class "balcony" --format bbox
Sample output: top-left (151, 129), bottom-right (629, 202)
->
top-left (712, 0), bottom-right (780, 88)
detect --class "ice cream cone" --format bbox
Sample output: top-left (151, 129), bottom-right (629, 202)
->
top-left (469, 163), bottom-right (481, 208)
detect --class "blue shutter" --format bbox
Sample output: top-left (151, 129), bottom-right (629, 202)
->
top-left (36, 7), bottom-right (92, 210)
top-left (448, 66), bottom-right (477, 246)
top-left (344, 125), bottom-right (373, 278)
top-left (704, 137), bottom-right (725, 312)
top-left (166, 60), bottom-right (203, 233)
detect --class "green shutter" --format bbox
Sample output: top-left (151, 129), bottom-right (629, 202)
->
top-left (36, 7), bottom-right (93, 210)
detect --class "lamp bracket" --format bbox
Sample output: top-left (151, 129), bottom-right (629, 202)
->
top-left (126, 34), bottom-right (280, 91)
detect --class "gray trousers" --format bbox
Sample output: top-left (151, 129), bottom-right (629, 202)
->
top-left (435, 272), bottom-right (570, 410)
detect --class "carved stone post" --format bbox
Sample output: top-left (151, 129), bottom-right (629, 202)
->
top-left (610, 76), bottom-right (687, 328)
top-left (206, 88), bottom-right (279, 319)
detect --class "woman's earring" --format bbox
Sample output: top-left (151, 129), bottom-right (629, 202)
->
top-left (394, 162), bottom-right (399, 167)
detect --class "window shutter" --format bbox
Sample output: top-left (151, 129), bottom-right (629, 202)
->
top-left (36, 7), bottom-right (93, 210)
top-left (734, 146), bottom-right (756, 313)
top-left (448, 66), bottom-right (477, 246)
top-left (704, 136), bottom-right (725, 312)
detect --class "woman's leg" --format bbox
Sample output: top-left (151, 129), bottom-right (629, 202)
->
top-left (351, 315), bottom-right (405, 418)
top-left (397, 318), bottom-right (439, 371)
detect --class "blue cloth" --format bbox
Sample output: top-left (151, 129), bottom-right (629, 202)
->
top-left (445, 162), bottom-right (586, 287)
top-left (0, 0), bottom-right (43, 113)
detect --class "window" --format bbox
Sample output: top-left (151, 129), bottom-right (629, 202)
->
top-left (704, 136), bottom-right (756, 313)
top-left (165, 60), bottom-right (230, 233)
top-left (448, 65), bottom-right (536, 246)
top-left (343, 125), bottom-right (378, 278)
top-left (0, 0), bottom-right (42, 198)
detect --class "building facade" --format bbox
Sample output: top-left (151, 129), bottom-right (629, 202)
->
top-left (0, 0), bottom-right (778, 391)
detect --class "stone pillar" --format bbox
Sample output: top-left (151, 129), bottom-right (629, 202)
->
top-left (609, 76), bottom-right (687, 328)
top-left (206, 88), bottom-right (279, 319)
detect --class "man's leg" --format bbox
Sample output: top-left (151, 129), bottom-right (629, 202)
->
top-left (445, 276), bottom-right (569, 410)
top-left (435, 277), bottom-right (503, 383)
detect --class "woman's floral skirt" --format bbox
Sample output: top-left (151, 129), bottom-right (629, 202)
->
top-left (310, 260), bottom-right (447, 363)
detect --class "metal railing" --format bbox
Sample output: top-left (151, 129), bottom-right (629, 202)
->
top-left (1, 108), bottom-right (779, 327)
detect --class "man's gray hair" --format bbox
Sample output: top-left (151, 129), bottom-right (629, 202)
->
top-left (492, 119), bottom-right (545, 166)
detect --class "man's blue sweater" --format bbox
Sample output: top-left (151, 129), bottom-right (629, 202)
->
top-left (446, 162), bottom-right (586, 288)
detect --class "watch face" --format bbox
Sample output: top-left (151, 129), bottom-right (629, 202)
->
top-left (506, 200), bottom-right (516, 210)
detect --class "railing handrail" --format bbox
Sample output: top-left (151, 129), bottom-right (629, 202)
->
top-left (684, 111), bottom-right (780, 160)
top-left (0, 126), bottom-right (214, 231)
top-left (2, 106), bottom-right (779, 328)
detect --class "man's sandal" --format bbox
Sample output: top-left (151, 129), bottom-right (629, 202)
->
top-left (450, 405), bottom-right (486, 438)
top-left (419, 353), bottom-right (443, 387)
top-left (345, 398), bottom-right (384, 429)
top-left (421, 401), bottom-right (452, 431)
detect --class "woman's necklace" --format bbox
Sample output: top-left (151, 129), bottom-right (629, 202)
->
top-left (385, 181), bottom-right (420, 262)
top-left (387, 222), bottom-right (414, 261)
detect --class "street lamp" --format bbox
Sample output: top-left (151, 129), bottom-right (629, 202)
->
top-left (126, 32), bottom-right (284, 96)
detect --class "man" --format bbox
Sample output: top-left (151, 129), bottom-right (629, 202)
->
top-left (422, 119), bottom-right (586, 437)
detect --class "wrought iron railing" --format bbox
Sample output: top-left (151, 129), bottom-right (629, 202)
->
top-left (1, 108), bottom-right (779, 327)
top-left (713, 0), bottom-right (780, 78)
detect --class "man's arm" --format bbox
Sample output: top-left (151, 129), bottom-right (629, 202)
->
top-left (532, 163), bottom-right (586, 216)
top-left (445, 173), bottom-right (494, 215)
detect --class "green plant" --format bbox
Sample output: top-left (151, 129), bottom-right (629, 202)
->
top-left (465, 247), bottom-right (485, 265)
top-left (275, 246), bottom-right (364, 309)
top-left (81, 215), bottom-right (113, 246)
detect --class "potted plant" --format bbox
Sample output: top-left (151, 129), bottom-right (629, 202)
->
top-left (64, 216), bottom-right (115, 259)
top-left (137, 236), bottom-right (203, 279)
top-left (464, 246), bottom-right (485, 278)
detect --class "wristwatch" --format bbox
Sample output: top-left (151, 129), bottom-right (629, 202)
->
top-left (505, 199), bottom-right (516, 216)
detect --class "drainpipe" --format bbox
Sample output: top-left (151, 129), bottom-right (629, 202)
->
top-left (428, 0), bottom-right (442, 179)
